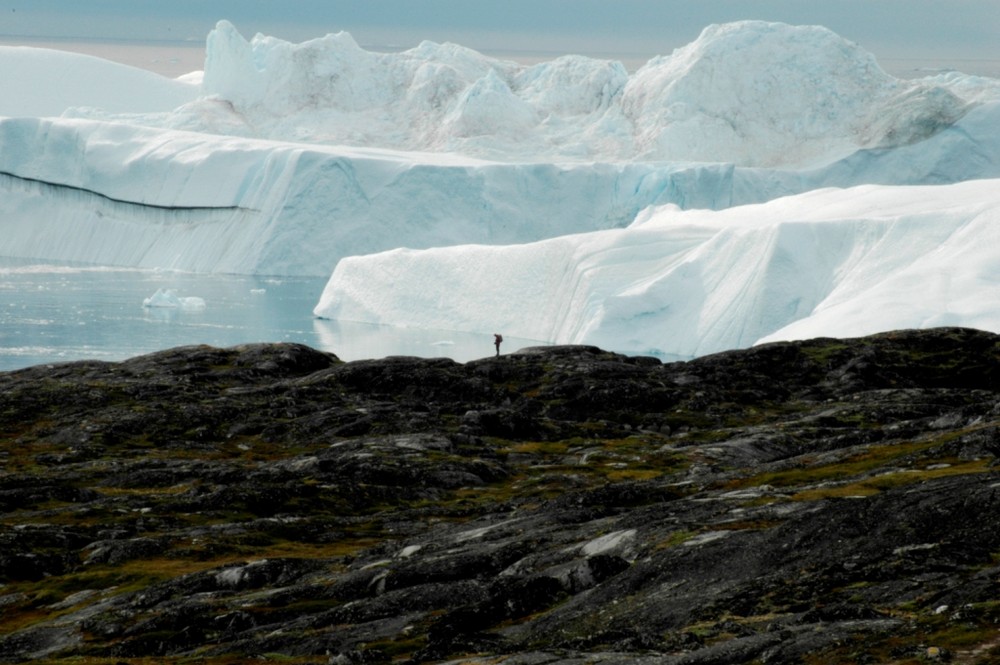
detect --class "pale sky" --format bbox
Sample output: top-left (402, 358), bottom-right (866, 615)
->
top-left (1, 1), bottom-right (998, 67)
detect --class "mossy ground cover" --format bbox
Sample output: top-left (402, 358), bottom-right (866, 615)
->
top-left (485, 433), bottom-right (692, 506)
top-left (721, 419), bottom-right (998, 498)
top-left (801, 600), bottom-right (1000, 665)
top-left (791, 457), bottom-right (993, 501)
top-left (3, 334), bottom-right (1000, 664)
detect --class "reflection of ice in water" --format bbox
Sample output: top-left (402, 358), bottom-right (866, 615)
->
top-left (142, 288), bottom-right (207, 324)
top-left (0, 260), bottom-right (560, 371)
top-left (143, 306), bottom-right (180, 323)
top-left (0, 261), bottom-right (683, 371)
top-left (311, 318), bottom-right (550, 362)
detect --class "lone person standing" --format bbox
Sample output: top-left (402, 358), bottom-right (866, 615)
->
top-left (493, 333), bottom-right (503, 357)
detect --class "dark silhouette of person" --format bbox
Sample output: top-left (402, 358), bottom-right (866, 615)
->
top-left (494, 333), bottom-right (503, 357)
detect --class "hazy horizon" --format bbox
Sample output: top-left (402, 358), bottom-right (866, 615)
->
top-left (3, 32), bottom-right (999, 80)
top-left (1, 0), bottom-right (998, 78)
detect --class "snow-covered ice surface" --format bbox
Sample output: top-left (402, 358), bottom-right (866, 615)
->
top-left (0, 45), bottom-right (199, 118)
top-left (2, 19), bottom-right (1000, 360)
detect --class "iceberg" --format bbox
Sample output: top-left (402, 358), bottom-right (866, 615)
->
top-left (0, 45), bottom-right (199, 118)
top-left (93, 19), bottom-right (974, 167)
top-left (142, 288), bottom-right (206, 310)
top-left (315, 179), bottom-right (1000, 358)
top-left (2, 100), bottom-right (999, 277)
top-left (1, 19), bottom-right (999, 358)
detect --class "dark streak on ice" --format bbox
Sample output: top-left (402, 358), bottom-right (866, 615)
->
top-left (0, 170), bottom-right (258, 213)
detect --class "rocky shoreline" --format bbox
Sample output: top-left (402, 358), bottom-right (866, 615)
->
top-left (2, 327), bottom-right (999, 664)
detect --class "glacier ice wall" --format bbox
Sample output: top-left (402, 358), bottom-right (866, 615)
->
top-left (0, 117), bottom-right (738, 275)
top-left (2, 98), bottom-right (1000, 276)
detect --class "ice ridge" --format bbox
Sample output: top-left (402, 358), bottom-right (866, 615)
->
top-left (59, 19), bottom-right (975, 168)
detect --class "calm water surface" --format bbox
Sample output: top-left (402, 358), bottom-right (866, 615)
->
top-left (0, 260), bottom-right (548, 371)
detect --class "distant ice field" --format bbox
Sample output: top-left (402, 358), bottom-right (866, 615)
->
top-left (0, 37), bottom-right (207, 78)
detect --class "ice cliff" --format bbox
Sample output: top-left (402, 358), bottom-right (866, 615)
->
top-left (315, 179), bottom-right (1000, 357)
top-left (1, 20), bottom-right (999, 357)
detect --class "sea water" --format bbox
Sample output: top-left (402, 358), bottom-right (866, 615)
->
top-left (0, 259), bottom-right (548, 371)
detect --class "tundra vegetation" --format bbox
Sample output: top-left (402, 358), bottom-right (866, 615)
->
top-left (1, 327), bottom-right (999, 664)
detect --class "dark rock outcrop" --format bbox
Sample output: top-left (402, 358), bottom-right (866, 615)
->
top-left (1, 329), bottom-right (999, 664)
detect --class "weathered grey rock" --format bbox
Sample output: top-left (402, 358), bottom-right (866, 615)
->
top-left (1, 330), bottom-right (999, 664)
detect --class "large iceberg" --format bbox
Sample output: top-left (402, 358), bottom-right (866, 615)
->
top-left (104, 20), bottom-right (975, 167)
top-left (315, 179), bottom-right (1000, 358)
top-left (2, 19), bottom-right (1000, 358)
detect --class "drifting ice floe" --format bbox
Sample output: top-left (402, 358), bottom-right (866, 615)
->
top-left (143, 288), bottom-right (207, 310)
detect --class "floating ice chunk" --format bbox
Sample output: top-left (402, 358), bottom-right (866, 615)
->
top-left (142, 288), bottom-right (206, 309)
